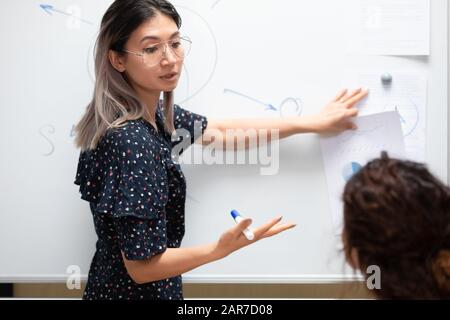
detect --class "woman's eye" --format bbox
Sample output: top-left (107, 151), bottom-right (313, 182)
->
top-left (171, 41), bottom-right (181, 49)
top-left (143, 47), bottom-right (158, 54)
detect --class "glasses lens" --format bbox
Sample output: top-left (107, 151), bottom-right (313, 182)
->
top-left (179, 37), bottom-right (191, 57)
top-left (142, 46), bottom-right (160, 67)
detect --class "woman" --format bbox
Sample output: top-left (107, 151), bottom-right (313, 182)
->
top-left (342, 152), bottom-right (450, 299)
top-left (74, 0), bottom-right (368, 300)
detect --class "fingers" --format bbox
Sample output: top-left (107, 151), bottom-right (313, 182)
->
top-left (261, 223), bottom-right (297, 238)
top-left (253, 216), bottom-right (283, 239)
top-left (332, 89), bottom-right (348, 103)
top-left (345, 107), bottom-right (359, 118)
top-left (230, 217), bottom-right (253, 238)
top-left (339, 108), bottom-right (359, 131)
top-left (339, 88), bottom-right (364, 107)
top-left (333, 88), bottom-right (361, 104)
top-left (345, 122), bottom-right (358, 130)
top-left (333, 88), bottom-right (369, 107)
top-left (344, 89), bottom-right (369, 107)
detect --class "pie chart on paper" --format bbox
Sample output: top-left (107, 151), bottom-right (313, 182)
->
top-left (342, 162), bottom-right (363, 182)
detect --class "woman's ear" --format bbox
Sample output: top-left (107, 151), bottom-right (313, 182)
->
top-left (108, 50), bottom-right (126, 73)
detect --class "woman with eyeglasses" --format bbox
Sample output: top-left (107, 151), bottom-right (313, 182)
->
top-left (74, 0), bottom-right (368, 300)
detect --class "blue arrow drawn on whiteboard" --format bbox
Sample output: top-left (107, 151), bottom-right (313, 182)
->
top-left (39, 4), bottom-right (93, 25)
top-left (224, 89), bottom-right (278, 111)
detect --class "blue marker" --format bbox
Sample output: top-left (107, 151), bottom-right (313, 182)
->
top-left (231, 210), bottom-right (255, 240)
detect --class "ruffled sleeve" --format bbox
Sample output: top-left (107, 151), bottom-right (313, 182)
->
top-left (113, 216), bottom-right (167, 260)
top-left (171, 105), bottom-right (208, 152)
top-left (74, 121), bottom-right (168, 220)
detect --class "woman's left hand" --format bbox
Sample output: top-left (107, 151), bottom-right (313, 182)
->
top-left (311, 88), bottom-right (369, 134)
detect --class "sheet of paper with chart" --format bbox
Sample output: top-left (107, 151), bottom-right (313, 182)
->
top-left (347, 0), bottom-right (430, 55)
top-left (345, 73), bottom-right (427, 162)
top-left (320, 111), bottom-right (406, 233)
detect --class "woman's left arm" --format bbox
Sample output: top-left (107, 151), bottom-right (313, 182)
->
top-left (200, 88), bottom-right (368, 149)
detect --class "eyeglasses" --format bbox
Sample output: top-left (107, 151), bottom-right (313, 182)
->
top-left (123, 36), bottom-right (192, 67)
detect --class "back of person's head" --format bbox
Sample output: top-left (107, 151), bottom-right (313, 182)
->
top-left (343, 152), bottom-right (450, 299)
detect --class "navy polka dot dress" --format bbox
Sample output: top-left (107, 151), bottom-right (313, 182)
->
top-left (74, 104), bottom-right (207, 300)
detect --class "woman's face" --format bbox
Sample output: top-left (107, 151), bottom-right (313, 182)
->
top-left (115, 13), bottom-right (183, 94)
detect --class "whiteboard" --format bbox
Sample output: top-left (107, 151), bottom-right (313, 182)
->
top-left (0, 0), bottom-right (447, 283)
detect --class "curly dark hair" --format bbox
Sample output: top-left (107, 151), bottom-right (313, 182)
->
top-left (343, 152), bottom-right (450, 299)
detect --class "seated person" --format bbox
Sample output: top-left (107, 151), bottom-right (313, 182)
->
top-left (342, 152), bottom-right (450, 299)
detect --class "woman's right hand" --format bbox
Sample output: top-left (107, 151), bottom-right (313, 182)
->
top-left (311, 88), bottom-right (369, 134)
top-left (213, 216), bottom-right (296, 260)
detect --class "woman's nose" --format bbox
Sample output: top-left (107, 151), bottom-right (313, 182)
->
top-left (161, 45), bottom-right (177, 65)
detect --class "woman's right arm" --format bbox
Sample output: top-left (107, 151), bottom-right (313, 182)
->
top-left (123, 216), bottom-right (295, 284)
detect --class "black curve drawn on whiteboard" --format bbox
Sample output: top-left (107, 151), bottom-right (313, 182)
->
top-left (186, 194), bottom-right (200, 204)
top-left (39, 124), bottom-right (56, 156)
top-left (211, 0), bottom-right (222, 9)
top-left (180, 61), bottom-right (191, 104)
top-left (384, 98), bottom-right (420, 138)
top-left (86, 33), bottom-right (97, 84)
top-left (175, 5), bottom-right (218, 105)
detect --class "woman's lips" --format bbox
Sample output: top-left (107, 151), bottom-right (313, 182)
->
top-left (160, 72), bottom-right (178, 81)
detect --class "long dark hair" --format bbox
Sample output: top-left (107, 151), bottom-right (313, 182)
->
top-left (343, 152), bottom-right (450, 299)
top-left (74, 0), bottom-right (181, 151)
